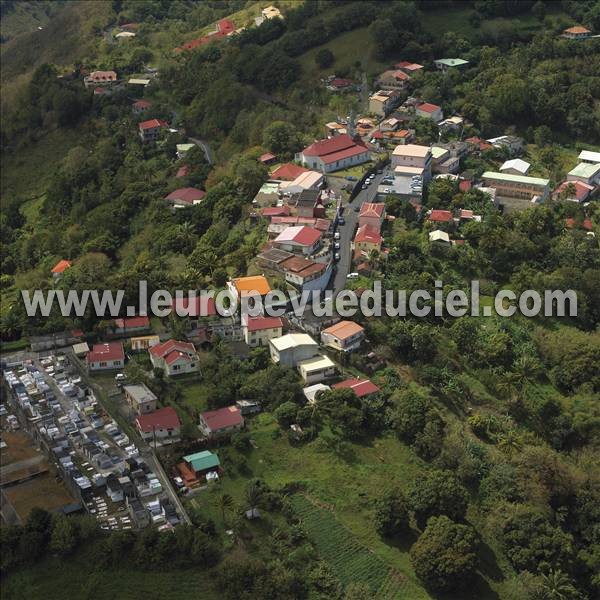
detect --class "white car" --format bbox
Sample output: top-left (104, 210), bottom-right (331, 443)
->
top-left (346, 272), bottom-right (359, 279)
top-left (334, 242), bottom-right (340, 250)
top-left (334, 232), bottom-right (340, 240)
top-left (334, 253), bottom-right (340, 261)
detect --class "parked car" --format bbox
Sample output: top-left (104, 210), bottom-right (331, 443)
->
top-left (334, 253), bottom-right (340, 261)
top-left (345, 176), bottom-right (357, 181)
top-left (346, 272), bottom-right (359, 279)
top-left (334, 242), bottom-right (340, 250)
top-left (338, 217), bottom-right (345, 225)
top-left (377, 168), bottom-right (383, 174)
top-left (354, 205), bottom-right (360, 212)
top-left (334, 232), bottom-right (340, 240)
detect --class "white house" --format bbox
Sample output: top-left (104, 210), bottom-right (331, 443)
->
top-left (429, 230), bottom-right (451, 244)
top-left (578, 150), bottom-right (600, 164)
top-left (391, 144), bottom-right (432, 181)
top-left (567, 163), bottom-right (600, 186)
top-left (500, 159), bottom-right (531, 176)
top-left (123, 384), bottom-right (157, 415)
top-left (269, 333), bottom-right (319, 367)
top-left (149, 339), bottom-right (199, 376)
top-left (297, 355), bottom-right (337, 384)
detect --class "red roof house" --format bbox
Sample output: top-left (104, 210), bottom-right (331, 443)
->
top-left (273, 225), bottom-right (322, 255)
top-left (245, 316), bottom-right (284, 332)
top-left (261, 206), bottom-right (291, 217)
top-left (199, 406), bottom-right (244, 438)
top-left (165, 187), bottom-right (206, 207)
top-left (259, 152), bottom-right (277, 164)
top-left (565, 217), bottom-right (593, 231)
top-left (51, 259), bottom-right (72, 275)
top-left (395, 61), bottom-right (424, 72)
top-left (428, 209), bottom-right (454, 223)
top-left (354, 224), bottom-right (383, 250)
top-left (243, 315), bottom-right (284, 347)
top-left (86, 342), bottom-right (125, 371)
top-left (270, 163), bottom-right (309, 181)
top-left (136, 407), bottom-right (181, 442)
top-left (329, 78), bottom-right (354, 89)
top-left (138, 118), bottom-right (168, 142)
top-left (176, 19), bottom-right (236, 51)
top-left (149, 339), bottom-right (198, 376)
top-left (132, 99), bottom-right (152, 113)
top-left (358, 202), bottom-right (386, 230)
top-left (332, 378), bottom-right (381, 398)
top-left (299, 134), bottom-right (370, 173)
top-left (113, 316), bottom-right (150, 333)
top-left (416, 102), bottom-right (443, 120)
top-left (553, 180), bottom-right (594, 203)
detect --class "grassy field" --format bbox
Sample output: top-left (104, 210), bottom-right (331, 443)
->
top-left (298, 26), bottom-right (387, 81)
top-left (1, 127), bottom-right (84, 198)
top-left (421, 6), bottom-right (568, 39)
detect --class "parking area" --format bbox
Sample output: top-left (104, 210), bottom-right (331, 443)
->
top-left (2, 352), bottom-right (182, 530)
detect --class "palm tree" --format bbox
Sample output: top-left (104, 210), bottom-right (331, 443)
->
top-left (176, 221), bottom-right (197, 254)
top-left (540, 569), bottom-right (578, 600)
top-left (512, 355), bottom-right (542, 387)
top-left (497, 429), bottom-right (523, 456)
top-left (367, 249), bottom-right (380, 271)
top-left (245, 484), bottom-right (263, 518)
top-left (215, 493), bottom-right (234, 523)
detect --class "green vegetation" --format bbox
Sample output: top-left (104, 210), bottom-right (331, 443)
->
top-left (1, 0), bottom-right (600, 598)
top-left (291, 495), bottom-right (392, 595)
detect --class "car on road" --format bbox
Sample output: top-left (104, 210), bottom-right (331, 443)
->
top-left (334, 252), bottom-right (340, 261)
top-left (362, 184), bottom-right (367, 190)
top-left (354, 205), bottom-right (360, 212)
top-left (334, 242), bottom-right (340, 250)
top-left (377, 168), bottom-right (383, 174)
top-left (334, 231), bottom-right (340, 240)
top-left (338, 217), bottom-right (345, 225)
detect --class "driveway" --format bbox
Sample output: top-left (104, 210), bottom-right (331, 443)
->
top-left (330, 171), bottom-right (385, 294)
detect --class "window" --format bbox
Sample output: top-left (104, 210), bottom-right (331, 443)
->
top-left (99, 362), bottom-right (107, 367)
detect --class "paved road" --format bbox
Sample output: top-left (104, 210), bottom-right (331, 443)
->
top-left (330, 171), bottom-right (385, 294)
top-left (189, 137), bottom-right (214, 165)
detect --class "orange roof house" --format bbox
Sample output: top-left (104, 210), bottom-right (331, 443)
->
top-left (320, 320), bottom-right (365, 352)
top-left (228, 275), bottom-right (272, 299)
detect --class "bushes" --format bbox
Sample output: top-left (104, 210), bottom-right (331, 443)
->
top-left (410, 516), bottom-right (478, 592)
top-left (374, 490), bottom-right (409, 537)
top-left (408, 470), bottom-right (469, 529)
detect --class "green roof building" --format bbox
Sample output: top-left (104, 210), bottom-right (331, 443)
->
top-left (183, 450), bottom-right (220, 473)
top-left (434, 58), bottom-right (469, 71)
